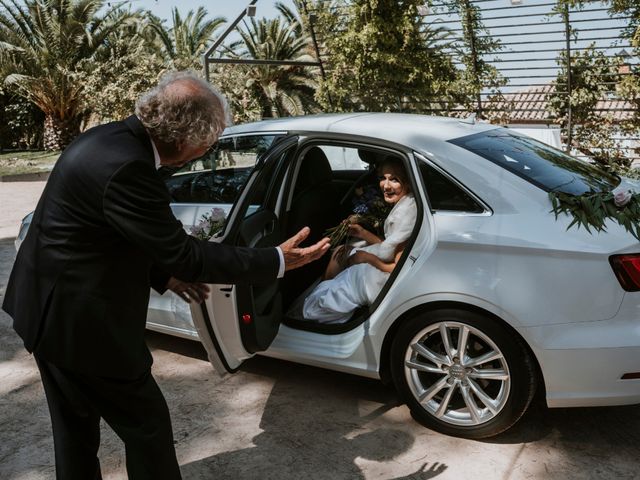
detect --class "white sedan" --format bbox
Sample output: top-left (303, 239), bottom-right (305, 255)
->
top-left (16, 113), bottom-right (640, 439)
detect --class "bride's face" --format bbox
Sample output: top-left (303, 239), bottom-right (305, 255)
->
top-left (379, 164), bottom-right (408, 204)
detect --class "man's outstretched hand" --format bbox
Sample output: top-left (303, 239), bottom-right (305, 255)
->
top-left (279, 227), bottom-right (330, 271)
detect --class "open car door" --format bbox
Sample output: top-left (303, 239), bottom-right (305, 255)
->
top-left (191, 135), bottom-right (298, 375)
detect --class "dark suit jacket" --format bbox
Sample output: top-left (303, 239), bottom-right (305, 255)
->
top-left (2, 116), bottom-right (279, 378)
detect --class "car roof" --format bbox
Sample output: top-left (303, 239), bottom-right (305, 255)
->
top-left (222, 113), bottom-right (500, 148)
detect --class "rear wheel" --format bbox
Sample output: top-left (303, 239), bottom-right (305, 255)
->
top-left (390, 309), bottom-right (537, 439)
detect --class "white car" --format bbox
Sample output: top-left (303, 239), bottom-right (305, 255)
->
top-left (16, 113), bottom-right (640, 439)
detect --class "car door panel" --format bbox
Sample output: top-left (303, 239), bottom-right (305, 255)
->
top-left (191, 135), bottom-right (298, 375)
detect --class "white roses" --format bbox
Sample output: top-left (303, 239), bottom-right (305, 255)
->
top-left (613, 188), bottom-right (633, 208)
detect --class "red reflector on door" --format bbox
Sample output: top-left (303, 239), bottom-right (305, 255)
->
top-left (242, 314), bottom-right (252, 324)
top-left (609, 254), bottom-right (640, 292)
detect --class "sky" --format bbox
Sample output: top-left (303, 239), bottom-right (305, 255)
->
top-left (120, 0), bottom-right (297, 47)
top-left (127, 0), bottom-right (296, 23)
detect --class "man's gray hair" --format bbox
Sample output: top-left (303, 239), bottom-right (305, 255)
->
top-left (135, 71), bottom-right (230, 147)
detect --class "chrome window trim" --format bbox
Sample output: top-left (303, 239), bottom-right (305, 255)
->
top-left (218, 131), bottom-right (288, 141)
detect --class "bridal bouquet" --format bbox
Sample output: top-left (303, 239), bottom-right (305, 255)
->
top-left (190, 207), bottom-right (227, 240)
top-left (325, 185), bottom-right (391, 247)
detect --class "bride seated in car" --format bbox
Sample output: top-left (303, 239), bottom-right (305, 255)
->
top-left (292, 157), bottom-right (417, 324)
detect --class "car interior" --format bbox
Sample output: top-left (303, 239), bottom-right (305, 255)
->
top-left (279, 143), bottom-right (419, 334)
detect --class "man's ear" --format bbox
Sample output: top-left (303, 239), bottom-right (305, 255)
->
top-left (174, 140), bottom-right (186, 152)
top-left (155, 138), bottom-right (181, 159)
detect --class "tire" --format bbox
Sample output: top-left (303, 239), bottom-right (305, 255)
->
top-left (390, 308), bottom-right (537, 439)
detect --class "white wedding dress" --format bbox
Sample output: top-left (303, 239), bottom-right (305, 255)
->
top-left (298, 194), bottom-right (417, 324)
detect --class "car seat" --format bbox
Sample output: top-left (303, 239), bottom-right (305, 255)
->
top-left (283, 147), bottom-right (341, 307)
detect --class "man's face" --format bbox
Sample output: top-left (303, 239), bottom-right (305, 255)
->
top-left (161, 143), bottom-right (211, 168)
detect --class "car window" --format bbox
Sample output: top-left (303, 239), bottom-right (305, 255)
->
top-left (165, 134), bottom-right (283, 205)
top-left (418, 162), bottom-right (484, 213)
top-left (449, 129), bottom-right (620, 195)
top-left (319, 145), bottom-right (369, 171)
top-left (293, 144), bottom-right (401, 209)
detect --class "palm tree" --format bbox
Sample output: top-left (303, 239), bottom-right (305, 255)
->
top-left (147, 7), bottom-right (225, 70)
top-left (232, 13), bottom-right (319, 118)
top-left (0, 0), bottom-right (135, 150)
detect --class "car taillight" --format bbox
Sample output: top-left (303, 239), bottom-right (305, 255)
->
top-left (609, 254), bottom-right (640, 292)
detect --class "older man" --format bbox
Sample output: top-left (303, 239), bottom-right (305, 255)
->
top-left (2, 71), bottom-right (329, 479)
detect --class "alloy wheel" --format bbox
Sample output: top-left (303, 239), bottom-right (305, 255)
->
top-left (403, 321), bottom-right (511, 426)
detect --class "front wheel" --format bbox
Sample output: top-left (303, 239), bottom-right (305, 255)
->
top-left (390, 309), bottom-right (537, 439)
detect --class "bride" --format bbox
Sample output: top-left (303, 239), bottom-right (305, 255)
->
top-left (298, 157), bottom-right (418, 324)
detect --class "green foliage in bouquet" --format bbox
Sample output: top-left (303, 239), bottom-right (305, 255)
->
top-left (325, 185), bottom-right (392, 247)
top-left (549, 189), bottom-right (640, 241)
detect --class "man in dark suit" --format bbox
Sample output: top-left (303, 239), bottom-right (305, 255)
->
top-left (2, 71), bottom-right (329, 479)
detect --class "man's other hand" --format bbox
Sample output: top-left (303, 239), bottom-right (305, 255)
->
top-left (166, 277), bottom-right (210, 303)
top-left (279, 227), bottom-right (330, 271)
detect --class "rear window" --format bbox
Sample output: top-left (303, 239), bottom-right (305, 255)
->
top-left (449, 129), bottom-right (619, 195)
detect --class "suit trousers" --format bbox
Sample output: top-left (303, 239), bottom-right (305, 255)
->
top-left (35, 356), bottom-right (182, 480)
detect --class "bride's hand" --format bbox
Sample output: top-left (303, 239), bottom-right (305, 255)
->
top-left (347, 223), bottom-right (365, 239)
top-left (332, 244), bottom-right (352, 266)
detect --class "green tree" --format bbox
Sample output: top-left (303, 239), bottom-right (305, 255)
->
top-left (0, 86), bottom-right (43, 149)
top-left (312, 0), bottom-right (458, 112)
top-left (77, 10), bottom-right (166, 123)
top-left (556, 0), bottom-right (640, 166)
top-left (0, 0), bottom-right (134, 150)
top-left (147, 7), bottom-right (226, 71)
top-left (209, 63), bottom-right (264, 124)
top-left (610, 0), bottom-right (640, 133)
top-left (78, 40), bottom-right (166, 123)
top-left (548, 44), bottom-right (631, 172)
top-left (227, 13), bottom-right (319, 118)
top-left (442, 0), bottom-right (505, 118)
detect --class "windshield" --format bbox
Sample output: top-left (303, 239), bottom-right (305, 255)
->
top-left (449, 129), bottom-right (620, 195)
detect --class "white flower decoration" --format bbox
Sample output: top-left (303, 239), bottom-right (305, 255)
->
top-left (613, 189), bottom-right (632, 208)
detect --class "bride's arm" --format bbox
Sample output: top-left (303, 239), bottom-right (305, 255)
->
top-left (348, 223), bottom-right (382, 244)
top-left (348, 249), bottom-right (401, 273)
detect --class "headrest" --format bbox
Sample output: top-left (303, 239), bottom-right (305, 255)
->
top-left (296, 147), bottom-right (332, 191)
top-left (357, 148), bottom-right (379, 164)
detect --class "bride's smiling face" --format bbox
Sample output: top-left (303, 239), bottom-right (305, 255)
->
top-left (379, 163), bottom-right (408, 204)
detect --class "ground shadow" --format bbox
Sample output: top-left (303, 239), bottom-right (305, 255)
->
top-left (149, 331), bottom-right (640, 478)
top-left (178, 355), bottom-right (448, 479)
top-left (145, 330), bottom-right (208, 361)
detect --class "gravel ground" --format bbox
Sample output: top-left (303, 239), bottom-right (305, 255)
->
top-left (0, 181), bottom-right (46, 240)
top-left (1, 181), bottom-right (640, 479)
